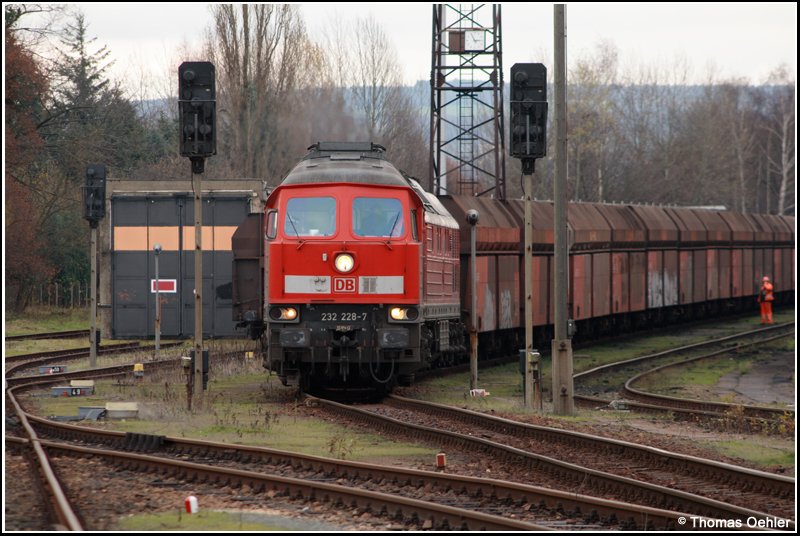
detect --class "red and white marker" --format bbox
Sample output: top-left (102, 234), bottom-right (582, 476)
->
top-left (436, 452), bottom-right (446, 470)
top-left (184, 495), bottom-right (199, 514)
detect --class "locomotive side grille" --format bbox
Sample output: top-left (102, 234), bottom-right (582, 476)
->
top-left (361, 277), bottom-right (378, 294)
top-left (359, 276), bottom-right (403, 294)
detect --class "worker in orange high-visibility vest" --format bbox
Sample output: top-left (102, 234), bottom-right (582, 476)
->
top-left (758, 276), bottom-right (774, 324)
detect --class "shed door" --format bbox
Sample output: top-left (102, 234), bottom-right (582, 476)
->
top-left (112, 197), bottom-right (182, 338)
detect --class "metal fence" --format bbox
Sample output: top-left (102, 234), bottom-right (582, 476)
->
top-left (30, 282), bottom-right (90, 308)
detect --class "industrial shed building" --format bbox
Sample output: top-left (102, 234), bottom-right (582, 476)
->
top-left (99, 179), bottom-right (265, 339)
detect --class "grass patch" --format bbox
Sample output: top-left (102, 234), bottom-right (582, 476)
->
top-left (5, 338), bottom-right (92, 357)
top-left (701, 439), bottom-right (795, 470)
top-left (408, 362), bottom-right (529, 412)
top-left (116, 510), bottom-right (287, 531)
top-left (5, 306), bottom-right (89, 336)
top-left (572, 334), bottom-right (697, 374)
top-left (24, 353), bottom-right (434, 464)
top-left (637, 355), bottom-right (749, 393)
top-left (34, 391), bottom-right (109, 417)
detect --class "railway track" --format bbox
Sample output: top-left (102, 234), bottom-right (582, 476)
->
top-left (6, 324), bottom-right (793, 530)
top-left (5, 342), bottom-right (144, 374)
top-left (313, 395), bottom-right (795, 526)
top-left (5, 343), bottom-right (184, 383)
top-left (574, 323), bottom-right (795, 425)
top-left (6, 385), bottom-right (84, 530)
top-left (37, 439), bottom-right (552, 531)
top-left (3, 344), bottom-right (185, 530)
top-left (4, 436), bottom-right (68, 531)
top-left (8, 350), bottom-right (703, 531)
top-left (9, 379), bottom-right (543, 530)
top-left (622, 334), bottom-right (793, 420)
top-left (28, 419), bottom-right (701, 531)
top-left (6, 329), bottom-right (91, 342)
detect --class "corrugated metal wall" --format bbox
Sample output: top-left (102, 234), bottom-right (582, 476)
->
top-left (111, 194), bottom-right (250, 338)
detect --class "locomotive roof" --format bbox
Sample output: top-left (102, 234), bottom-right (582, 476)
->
top-left (275, 142), bottom-right (460, 229)
top-left (281, 142), bottom-right (410, 188)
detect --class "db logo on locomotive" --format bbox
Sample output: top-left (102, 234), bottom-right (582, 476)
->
top-left (333, 277), bottom-right (356, 293)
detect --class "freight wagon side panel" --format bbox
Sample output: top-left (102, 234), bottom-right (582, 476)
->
top-left (477, 256), bottom-right (497, 333)
top-left (498, 255), bottom-right (520, 330)
top-left (718, 249), bottom-right (731, 299)
top-left (210, 198), bottom-right (250, 336)
top-left (731, 249), bottom-right (743, 297)
top-left (611, 252), bottom-right (630, 314)
top-left (571, 254), bottom-right (592, 320)
top-left (647, 251), bottom-right (664, 308)
top-left (741, 249), bottom-right (753, 297)
top-left (706, 249), bottom-right (719, 300)
top-left (465, 256), bottom-right (496, 333)
top-left (630, 252), bottom-right (647, 312)
top-left (753, 249), bottom-right (765, 296)
top-left (679, 251), bottom-right (694, 304)
top-left (592, 252), bottom-right (611, 318)
top-left (773, 249), bottom-right (783, 293)
top-left (232, 212), bottom-right (264, 323)
top-left (693, 250), bottom-right (707, 303)
top-left (762, 248), bottom-right (775, 290)
top-left (663, 250), bottom-right (679, 306)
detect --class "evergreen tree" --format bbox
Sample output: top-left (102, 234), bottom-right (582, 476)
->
top-left (56, 13), bottom-right (112, 124)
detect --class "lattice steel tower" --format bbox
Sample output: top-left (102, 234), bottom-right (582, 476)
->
top-left (430, 4), bottom-right (506, 199)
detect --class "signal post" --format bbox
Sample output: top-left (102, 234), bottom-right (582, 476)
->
top-left (82, 165), bottom-right (107, 369)
top-left (179, 61), bottom-right (216, 402)
top-left (509, 63), bottom-right (547, 410)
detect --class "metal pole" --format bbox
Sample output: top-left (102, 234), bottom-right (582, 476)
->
top-left (193, 171), bottom-right (203, 397)
top-left (524, 172), bottom-right (540, 409)
top-left (89, 226), bottom-right (98, 368)
top-left (469, 218), bottom-right (478, 391)
top-left (552, 4), bottom-right (575, 415)
top-left (154, 244), bottom-right (162, 360)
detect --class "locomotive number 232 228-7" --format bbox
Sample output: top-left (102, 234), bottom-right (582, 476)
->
top-left (320, 312), bottom-right (368, 322)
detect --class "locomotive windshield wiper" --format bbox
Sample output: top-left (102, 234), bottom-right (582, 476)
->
top-left (285, 212), bottom-right (301, 238)
top-left (285, 212), bottom-right (306, 249)
top-left (387, 211), bottom-right (401, 239)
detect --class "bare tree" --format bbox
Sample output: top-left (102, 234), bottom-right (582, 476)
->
top-left (614, 60), bottom-right (692, 205)
top-left (207, 4), bottom-right (319, 182)
top-left (720, 82), bottom-right (757, 213)
top-left (351, 15), bottom-right (405, 141)
top-left (568, 41), bottom-right (619, 202)
top-left (317, 14), bottom-right (427, 177)
top-left (320, 13), bottom-right (354, 89)
top-left (762, 67), bottom-right (795, 215)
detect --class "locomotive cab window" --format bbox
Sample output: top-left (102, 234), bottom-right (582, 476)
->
top-left (266, 210), bottom-right (278, 240)
top-left (284, 197), bottom-right (336, 237)
top-left (353, 198), bottom-right (405, 238)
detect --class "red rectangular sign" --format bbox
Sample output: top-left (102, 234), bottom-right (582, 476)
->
top-left (151, 279), bottom-right (177, 293)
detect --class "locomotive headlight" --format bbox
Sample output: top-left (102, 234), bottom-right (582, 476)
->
top-left (334, 253), bottom-right (355, 273)
top-left (389, 307), bottom-right (419, 321)
top-left (269, 306), bottom-right (299, 322)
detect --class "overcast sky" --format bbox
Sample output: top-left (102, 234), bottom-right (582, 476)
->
top-left (27, 3), bottom-right (798, 93)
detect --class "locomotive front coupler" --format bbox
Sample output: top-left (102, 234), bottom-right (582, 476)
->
top-left (332, 333), bottom-right (359, 349)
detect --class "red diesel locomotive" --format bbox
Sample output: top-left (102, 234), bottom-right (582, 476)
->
top-left (233, 142), bottom-right (795, 394)
top-left (233, 142), bottom-right (462, 392)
